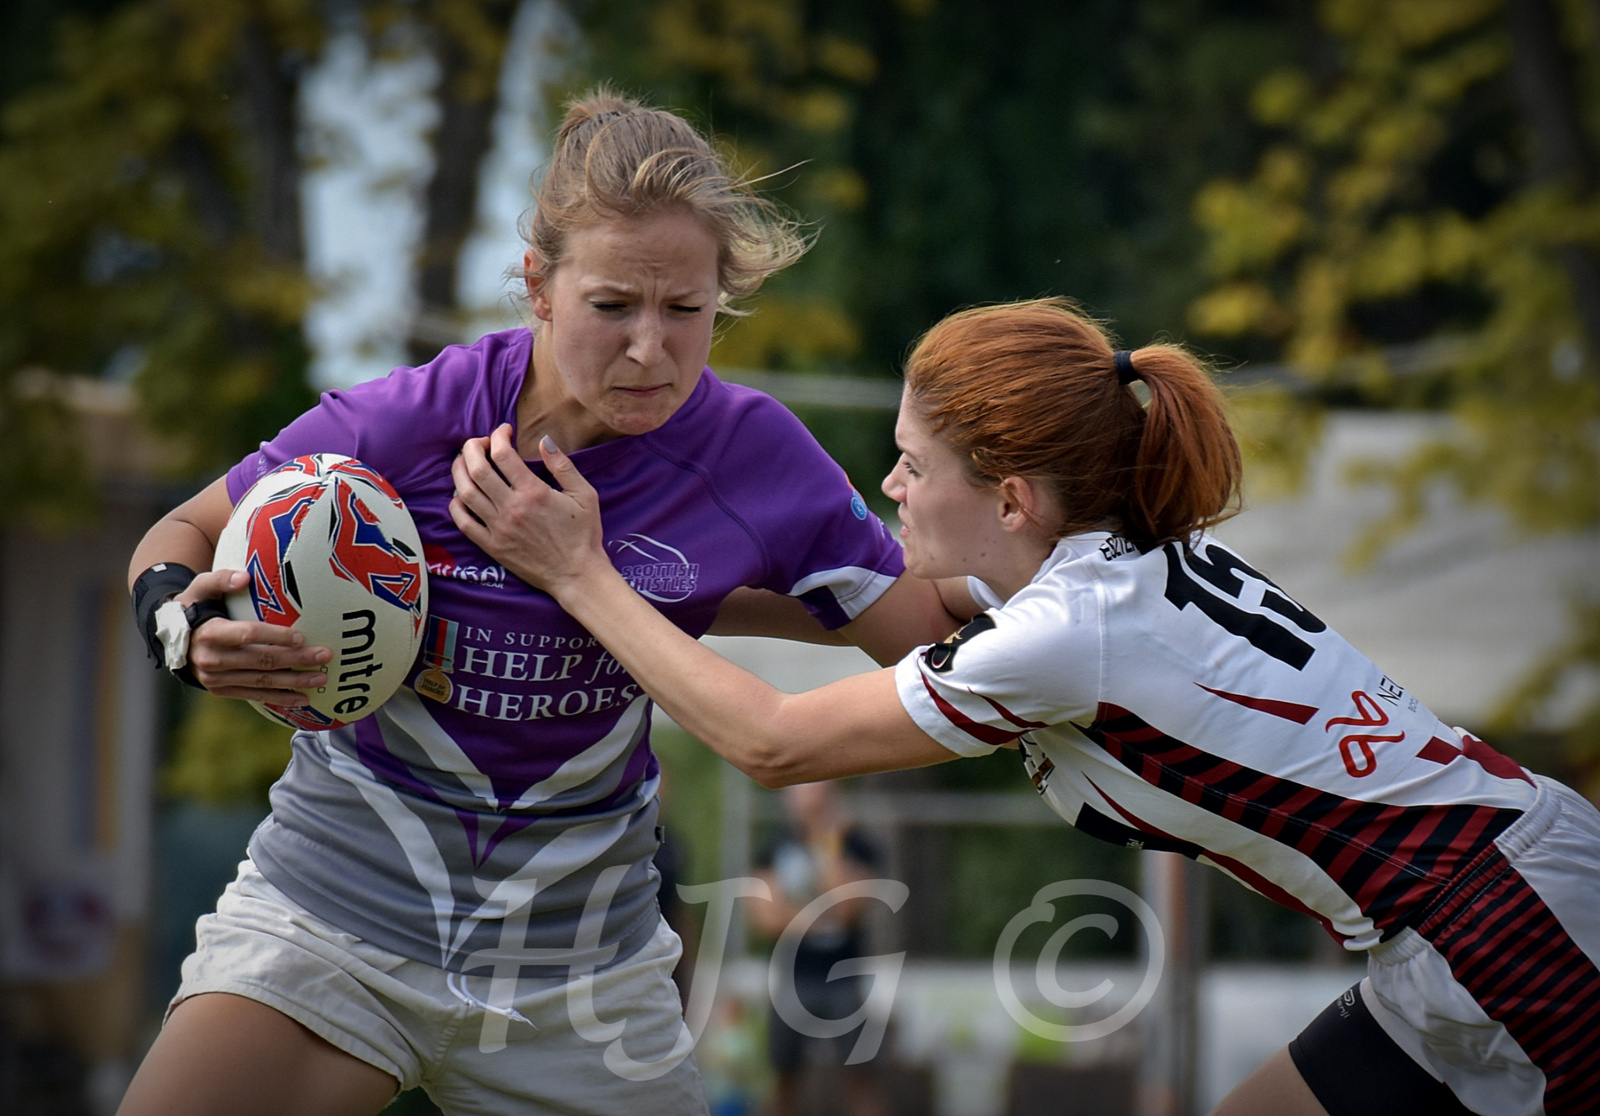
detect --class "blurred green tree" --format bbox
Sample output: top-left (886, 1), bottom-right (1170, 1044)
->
top-left (0, 0), bottom-right (517, 526)
top-left (571, 0), bottom-right (1307, 369)
top-left (566, 0), bottom-right (1307, 489)
top-left (0, 0), bottom-right (519, 803)
top-left (0, 0), bottom-right (324, 524)
top-left (1189, 0), bottom-right (1600, 769)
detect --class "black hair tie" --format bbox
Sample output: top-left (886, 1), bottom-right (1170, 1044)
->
top-left (1113, 349), bottom-right (1140, 385)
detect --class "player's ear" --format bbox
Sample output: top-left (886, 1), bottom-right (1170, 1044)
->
top-left (526, 251), bottom-right (553, 321)
top-left (998, 476), bottom-right (1060, 537)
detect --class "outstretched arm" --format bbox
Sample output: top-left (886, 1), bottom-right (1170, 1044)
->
top-left (708, 573), bottom-right (973, 662)
top-left (449, 426), bottom-right (956, 787)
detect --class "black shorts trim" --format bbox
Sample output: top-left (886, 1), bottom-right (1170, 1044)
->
top-left (1287, 984), bottom-right (1474, 1116)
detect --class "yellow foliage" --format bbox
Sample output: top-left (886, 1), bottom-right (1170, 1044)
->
top-left (1190, 0), bottom-right (1600, 756)
top-left (1251, 70), bottom-right (1311, 126)
top-left (1387, 0), bottom-right (1503, 46)
top-left (813, 34), bottom-right (877, 84)
top-left (1187, 283), bottom-right (1290, 337)
top-left (1319, 0), bottom-right (1381, 38)
top-left (1259, 147), bottom-right (1311, 198)
top-left (812, 166), bottom-right (868, 212)
top-left (1429, 211), bottom-right (1481, 278)
top-left (1193, 177), bottom-right (1302, 277)
top-left (785, 88), bottom-right (852, 134)
top-left (710, 296), bottom-right (860, 369)
top-left (1327, 161), bottom-right (1395, 216)
top-left (164, 691), bottom-right (293, 805)
top-left (1359, 107), bottom-right (1442, 164)
top-left (1226, 388), bottom-right (1325, 500)
top-left (1353, 216), bottom-right (1430, 298)
top-left (1410, 38), bottom-right (1507, 105)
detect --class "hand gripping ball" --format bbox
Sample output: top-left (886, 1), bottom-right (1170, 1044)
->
top-left (212, 454), bottom-right (429, 730)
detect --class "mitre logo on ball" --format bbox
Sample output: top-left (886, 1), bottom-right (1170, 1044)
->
top-left (213, 454), bottom-right (429, 731)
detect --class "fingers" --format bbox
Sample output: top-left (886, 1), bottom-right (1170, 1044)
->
top-left (191, 650), bottom-right (330, 705)
top-left (537, 435), bottom-right (597, 502)
top-left (449, 493), bottom-right (491, 550)
top-left (185, 608), bottom-right (333, 704)
top-left (488, 423), bottom-right (534, 485)
top-left (178, 568), bottom-right (249, 606)
top-left (200, 674), bottom-right (329, 707)
top-left (457, 431), bottom-right (512, 506)
top-left (457, 424), bottom-right (536, 505)
top-left (190, 620), bottom-right (329, 669)
top-left (450, 453), bottom-right (493, 525)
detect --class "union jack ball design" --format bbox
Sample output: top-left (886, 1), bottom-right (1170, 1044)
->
top-left (212, 454), bottom-right (429, 730)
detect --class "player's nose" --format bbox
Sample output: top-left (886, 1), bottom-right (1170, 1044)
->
top-left (626, 312), bottom-right (665, 366)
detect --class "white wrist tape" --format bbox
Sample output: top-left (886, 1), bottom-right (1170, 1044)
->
top-left (154, 598), bottom-right (192, 672)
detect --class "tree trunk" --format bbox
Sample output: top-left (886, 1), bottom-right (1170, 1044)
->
top-left (237, 17), bottom-right (306, 265)
top-left (406, 0), bottom-right (520, 368)
top-left (1507, 0), bottom-right (1600, 362)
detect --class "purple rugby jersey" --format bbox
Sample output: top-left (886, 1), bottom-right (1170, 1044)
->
top-left (225, 328), bottom-right (904, 972)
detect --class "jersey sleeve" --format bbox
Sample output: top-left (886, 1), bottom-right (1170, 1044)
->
top-left (895, 588), bottom-right (1101, 758)
top-left (225, 337), bottom-right (510, 505)
top-left (711, 389), bottom-right (905, 629)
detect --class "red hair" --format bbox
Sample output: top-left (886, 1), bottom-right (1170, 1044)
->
top-left (903, 298), bottom-right (1241, 549)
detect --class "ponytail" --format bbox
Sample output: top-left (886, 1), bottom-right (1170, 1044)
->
top-left (1122, 344), bottom-right (1241, 547)
top-left (904, 300), bottom-right (1240, 550)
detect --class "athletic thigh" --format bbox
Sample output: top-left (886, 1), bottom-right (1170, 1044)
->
top-left (1208, 1046), bottom-right (1328, 1116)
top-left (116, 992), bottom-right (397, 1116)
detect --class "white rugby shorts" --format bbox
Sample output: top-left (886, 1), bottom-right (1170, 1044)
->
top-left (172, 859), bottom-right (708, 1116)
top-left (1360, 777), bottom-right (1600, 1115)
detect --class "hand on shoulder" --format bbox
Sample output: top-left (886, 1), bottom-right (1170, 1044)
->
top-left (449, 423), bottom-right (608, 597)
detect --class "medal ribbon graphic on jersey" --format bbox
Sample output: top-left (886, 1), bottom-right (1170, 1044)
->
top-left (415, 615), bottom-right (459, 703)
top-left (327, 478), bottom-right (426, 637)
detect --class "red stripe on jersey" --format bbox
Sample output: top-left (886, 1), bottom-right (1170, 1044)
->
top-left (1195, 684), bottom-right (1319, 724)
top-left (1085, 776), bottom-right (1345, 943)
top-left (1429, 806), bottom-right (1501, 879)
top-left (1083, 703), bottom-right (1522, 939)
top-left (1255, 784), bottom-right (1327, 841)
top-left (1202, 847), bottom-right (1345, 945)
top-left (978, 692), bottom-right (1048, 730)
top-left (920, 673), bottom-right (1021, 747)
top-left (1323, 801), bottom-right (1413, 878)
top-left (1347, 807), bottom-right (1452, 916)
top-left (1417, 732), bottom-right (1534, 785)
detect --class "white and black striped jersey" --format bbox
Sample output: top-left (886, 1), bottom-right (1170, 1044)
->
top-left (896, 531), bottom-right (1539, 950)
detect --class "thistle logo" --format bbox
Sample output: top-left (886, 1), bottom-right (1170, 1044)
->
top-left (423, 543), bottom-right (507, 588)
top-left (328, 478), bottom-right (426, 637)
top-left (243, 482), bottom-right (321, 626)
top-left (610, 534), bottom-right (700, 603)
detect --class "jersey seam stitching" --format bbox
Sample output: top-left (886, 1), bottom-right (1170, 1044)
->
top-left (638, 435), bottom-right (777, 591)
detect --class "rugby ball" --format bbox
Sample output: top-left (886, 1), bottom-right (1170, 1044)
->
top-left (212, 454), bottom-right (428, 731)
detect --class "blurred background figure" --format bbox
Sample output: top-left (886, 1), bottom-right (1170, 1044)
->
top-left (654, 770), bottom-right (698, 1010)
top-left (753, 782), bottom-right (887, 1116)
